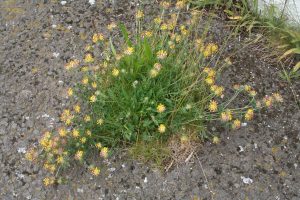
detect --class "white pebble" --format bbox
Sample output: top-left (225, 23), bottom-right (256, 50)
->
top-left (61, 1), bottom-right (67, 5)
top-left (241, 176), bottom-right (253, 184)
top-left (144, 177), bottom-right (148, 183)
top-left (88, 0), bottom-right (95, 5)
top-left (53, 52), bottom-right (60, 58)
top-left (17, 148), bottom-right (26, 154)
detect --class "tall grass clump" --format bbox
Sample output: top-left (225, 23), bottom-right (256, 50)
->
top-left (25, 1), bottom-right (283, 186)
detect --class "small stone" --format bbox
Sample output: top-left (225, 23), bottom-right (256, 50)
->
top-left (241, 176), bottom-right (253, 184)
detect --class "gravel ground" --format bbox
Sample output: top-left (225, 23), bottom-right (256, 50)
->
top-left (0, 0), bottom-right (299, 199)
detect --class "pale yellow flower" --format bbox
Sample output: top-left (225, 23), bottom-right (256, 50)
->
top-left (90, 95), bottom-right (97, 103)
top-left (136, 10), bottom-right (144, 19)
top-left (84, 53), bottom-right (94, 63)
top-left (154, 17), bottom-right (162, 25)
top-left (112, 68), bottom-right (120, 77)
top-left (273, 93), bottom-right (283, 102)
top-left (124, 47), bottom-right (134, 55)
top-left (149, 69), bottom-right (158, 78)
top-left (157, 103), bottom-right (166, 113)
top-left (161, 1), bottom-right (170, 9)
top-left (80, 137), bottom-right (87, 144)
top-left (67, 88), bottom-right (73, 96)
top-left (58, 128), bottom-right (67, 137)
top-left (176, 1), bottom-right (185, 9)
top-left (95, 142), bottom-right (102, 149)
top-left (43, 177), bottom-right (55, 186)
top-left (208, 100), bottom-right (218, 112)
top-left (205, 77), bottom-right (214, 85)
top-left (160, 23), bottom-right (168, 31)
top-left (157, 50), bottom-right (167, 59)
top-left (82, 77), bottom-right (89, 85)
top-left (72, 129), bottom-right (80, 138)
top-left (107, 22), bottom-right (117, 31)
top-left (91, 167), bottom-right (100, 176)
top-left (212, 136), bottom-right (220, 144)
top-left (97, 118), bottom-right (104, 125)
top-left (75, 150), bottom-right (84, 160)
top-left (158, 124), bottom-right (166, 133)
top-left (232, 119), bottom-right (241, 129)
top-left (84, 115), bottom-right (91, 122)
top-left (100, 147), bottom-right (108, 158)
top-left (74, 104), bottom-right (81, 113)
top-left (245, 108), bottom-right (254, 121)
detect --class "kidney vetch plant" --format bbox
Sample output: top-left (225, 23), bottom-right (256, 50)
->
top-left (25, 1), bottom-right (283, 186)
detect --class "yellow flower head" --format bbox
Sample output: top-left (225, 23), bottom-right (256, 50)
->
top-left (90, 95), bottom-right (97, 103)
top-left (203, 67), bottom-right (211, 74)
top-left (207, 69), bottom-right (216, 77)
top-left (25, 149), bottom-right (37, 161)
top-left (263, 96), bottom-right (273, 108)
top-left (245, 108), bottom-right (254, 121)
top-left (215, 86), bottom-right (224, 97)
top-left (154, 63), bottom-right (162, 71)
top-left (249, 90), bottom-right (257, 97)
top-left (92, 33), bottom-right (98, 43)
top-left (205, 77), bottom-right (215, 85)
top-left (56, 156), bottom-right (64, 164)
top-left (43, 177), bottom-right (55, 186)
top-left (58, 127), bottom-right (67, 137)
top-left (176, 1), bottom-right (185, 9)
top-left (65, 59), bottom-right (80, 70)
top-left (160, 23), bottom-right (168, 31)
top-left (144, 31), bottom-right (153, 38)
top-left (244, 85), bottom-right (252, 92)
top-left (210, 85), bottom-right (218, 92)
top-left (97, 118), bottom-right (104, 125)
top-left (91, 167), bottom-right (100, 176)
top-left (84, 53), bottom-right (94, 63)
top-left (221, 110), bottom-right (232, 122)
top-left (136, 10), bottom-right (144, 19)
top-left (161, 1), bottom-right (170, 9)
top-left (72, 129), bottom-right (80, 138)
top-left (180, 134), bottom-right (189, 144)
top-left (97, 33), bottom-right (104, 41)
top-left (212, 136), bottom-right (220, 144)
top-left (203, 43), bottom-right (218, 57)
top-left (80, 137), bottom-right (87, 144)
top-left (233, 84), bottom-right (241, 90)
top-left (157, 103), bottom-right (166, 113)
top-left (84, 115), bottom-right (91, 122)
top-left (74, 104), bottom-right (81, 113)
top-left (100, 147), bottom-right (109, 158)
top-left (107, 22), bottom-right (117, 31)
top-left (175, 35), bottom-right (181, 43)
top-left (67, 88), bottom-right (73, 97)
top-left (86, 130), bottom-right (92, 136)
top-left (157, 50), bottom-right (167, 59)
top-left (208, 100), bottom-right (218, 112)
top-left (112, 68), bottom-right (120, 77)
top-left (232, 119), bottom-right (241, 129)
top-left (149, 69), bottom-right (158, 78)
top-left (272, 93), bottom-right (283, 102)
top-left (82, 77), bottom-right (89, 85)
top-left (124, 47), bottom-right (134, 55)
top-left (75, 150), bottom-right (84, 160)
top-left (158, 124), bottom-right (166, 133)
top-left (154, 17), bottom-right (162, 25)
top-left (95, 142), bottom-right (102, 149)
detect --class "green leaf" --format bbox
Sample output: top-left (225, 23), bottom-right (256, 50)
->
top-left (109, 38), bottom-right (117, 57)
top-left (119, 23), bottom-right (132, 46)
top-left (292, 61), bottom-right (300, 73)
